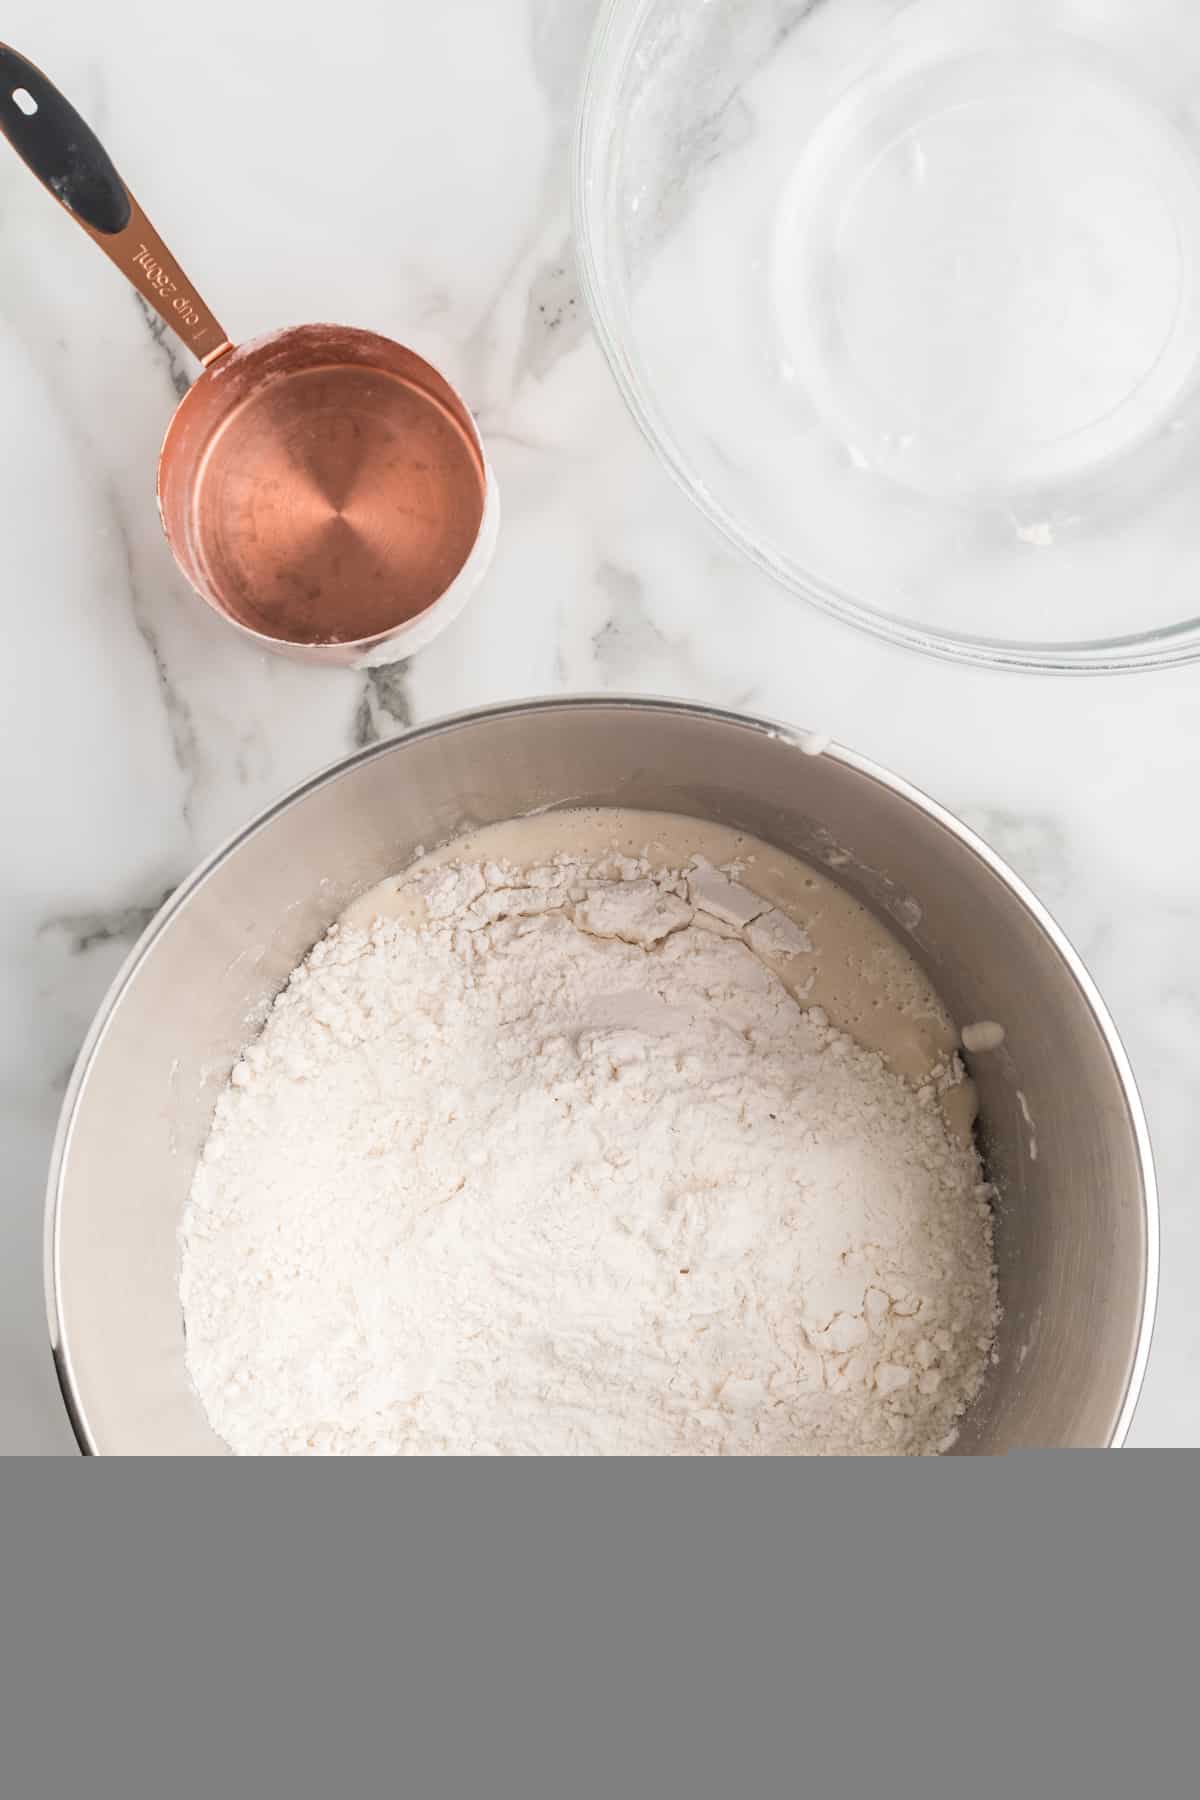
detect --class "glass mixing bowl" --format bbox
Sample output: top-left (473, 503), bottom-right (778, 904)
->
top-left (576, 0), bottom-right (1200, 670)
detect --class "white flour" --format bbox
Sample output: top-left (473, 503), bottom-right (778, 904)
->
top-left (181, 840), bottom-right (997, 1456)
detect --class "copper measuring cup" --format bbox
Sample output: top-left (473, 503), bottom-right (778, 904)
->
top-left (0, 44), bottom-right (497, 666)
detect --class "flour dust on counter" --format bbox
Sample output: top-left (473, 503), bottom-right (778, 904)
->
top-left (179, 810), bottom-right (999, 1456)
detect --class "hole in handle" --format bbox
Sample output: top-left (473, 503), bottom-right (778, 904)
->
top-left (11, 88), bottom-right (38, 116)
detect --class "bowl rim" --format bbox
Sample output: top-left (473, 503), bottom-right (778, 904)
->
top-left (45, 694), bottom-right (1160, 1452)
top-left (572, 0), bottom-right (1200, 675)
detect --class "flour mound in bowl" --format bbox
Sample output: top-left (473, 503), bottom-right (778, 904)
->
top-left (180, 839), bottom-right (998, 1455)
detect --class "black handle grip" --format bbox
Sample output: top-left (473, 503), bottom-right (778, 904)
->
top-left (0, 44), bottom-right (131, 235)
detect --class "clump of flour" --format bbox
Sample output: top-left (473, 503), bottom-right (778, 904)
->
top-left (180, 851), bottom-right (998, 1455)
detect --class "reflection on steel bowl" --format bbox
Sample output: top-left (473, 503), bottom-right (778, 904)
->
top-left (47, 699), bottom-right (1156, 1452)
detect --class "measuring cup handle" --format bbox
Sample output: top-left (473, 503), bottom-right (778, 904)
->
top-left (0, 44), bottom-right (230, 364)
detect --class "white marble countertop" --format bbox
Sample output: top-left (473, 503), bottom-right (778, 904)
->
top-left (2, 0), bottom-right (1195, 1451)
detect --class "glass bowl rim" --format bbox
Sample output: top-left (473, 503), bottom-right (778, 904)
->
top-left (573, 0), bottom-right (1200, 675)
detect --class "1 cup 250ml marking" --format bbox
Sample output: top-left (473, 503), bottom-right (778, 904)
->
top-left (132, 242), bottom-right (205, 339)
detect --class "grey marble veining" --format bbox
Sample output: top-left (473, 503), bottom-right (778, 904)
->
top-left (1, 0), bottom-right (1196, 1451)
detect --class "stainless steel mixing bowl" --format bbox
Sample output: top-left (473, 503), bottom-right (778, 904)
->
top-left (46, 698), bottom-right (1157, 1453)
